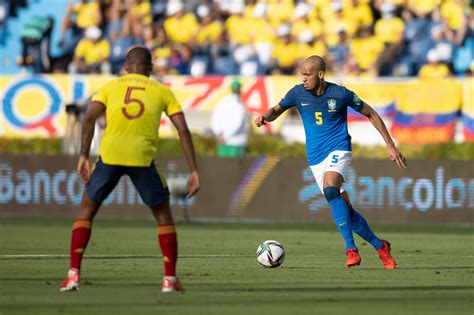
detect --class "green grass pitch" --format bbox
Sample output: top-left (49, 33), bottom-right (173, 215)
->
top-left (0, 217), bottom-right (473, 315)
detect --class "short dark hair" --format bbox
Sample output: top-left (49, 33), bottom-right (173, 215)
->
top-left (305, 55), bottom-right (326, 72)
top-left (126, 46), bottom-right (152, 66)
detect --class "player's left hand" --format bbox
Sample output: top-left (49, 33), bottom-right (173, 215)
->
top-left (186, 170), bottom-right (200, 198)
top-left (387, 144), bottom-right (407, 169)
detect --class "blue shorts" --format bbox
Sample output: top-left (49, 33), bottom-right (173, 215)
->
top-left (86, 158), bottom-right (169, 207)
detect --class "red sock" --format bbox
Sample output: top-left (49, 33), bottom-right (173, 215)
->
top-left (70, 219), bottom-right (92, 271)
top-left (158, 224), bottom-right (177, 276)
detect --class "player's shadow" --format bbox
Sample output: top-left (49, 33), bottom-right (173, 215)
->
top-left (355, 266), bottom-right (472, 271)
top-left (211, 285), bottom-right (474, 293)
top-left (395, 266), bottom-right (472, 270)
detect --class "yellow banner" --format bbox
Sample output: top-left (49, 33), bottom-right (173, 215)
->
top-left (462, 78), bottom-right (474, 117)
top-left (0, 75), bottom-right (467, 139)
top-left (397, 78), bottom-right (462, 114)
top-left (344, 79), bottom-right (401, 107)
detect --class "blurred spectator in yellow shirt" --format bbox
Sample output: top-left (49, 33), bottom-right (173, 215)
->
top-left (297, 29), bottom-right (327, 62)
top-left (243, 0), bottom-right (257, 20)
top-left (248, 3), bottom-right (275, 71)
top-left (195, 4), bottom-right (223, 46)
top-left (349, 26), bottom-right (384, 73)
top-left (291, 2), bottom-right (324, 40)
top-left (375, 2), bottom-right (405, 44)
top-left (441, 0), bottom-right (465, 31)
top-left (271, 24), bottom-right (300, 74)
top-left (152, 27), bottom-right (171, 60)
top-left (60, 0), bottom-right (102, 50)
top-left (189, 4), bottom-right (224, 75)
top-left (248, 3), bottom-right (275, 44)
top-left (345, 0), bottom-right (373, 28)
top-left (418, 49), bottom-right (451, 79)
top-left (129, 0), bottom-right (152, 26)
top-left (408, 0), bottom-right (442, 17)
top-left (225, 1), bottom-right (252, 45)
top-left (69, 26), bottom-right (110, 74)
top-left (323, 2), bottom-right (358, 47)
top-left (164, 1), bottom-right (198, 44)
top-left (267, 0), bottom-right (295, 28)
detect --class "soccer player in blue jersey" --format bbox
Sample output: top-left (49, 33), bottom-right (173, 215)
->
top-left (255, 55), bottom-right (407, 269)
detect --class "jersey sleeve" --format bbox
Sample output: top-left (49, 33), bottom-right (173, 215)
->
top-left (91, 83), bottom-right (108, 107)
top-left (279, 86), bottom-right (296, 109)
top-left (344, 87), bottom-right (364, 113)
top-left (163, 88), bottom-right (183, 116)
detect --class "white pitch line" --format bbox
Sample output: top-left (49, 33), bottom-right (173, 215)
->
top-left (0, 254), bottom-right (252, 259)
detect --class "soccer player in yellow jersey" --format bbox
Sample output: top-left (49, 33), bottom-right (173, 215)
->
top-left (60, 47), bottom-right (200, 293)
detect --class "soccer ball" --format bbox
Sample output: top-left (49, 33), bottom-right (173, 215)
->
top-left (256, 240), bottom-right (285, 268)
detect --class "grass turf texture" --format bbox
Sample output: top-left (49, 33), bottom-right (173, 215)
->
top-left (0, 218), bottom-right (472, 315)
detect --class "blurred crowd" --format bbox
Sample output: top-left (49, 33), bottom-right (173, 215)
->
top-left (14, 0), bottom-right (474, 78)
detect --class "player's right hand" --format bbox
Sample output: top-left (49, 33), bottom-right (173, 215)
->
top-left (255, 116), bottom-right (268, 127)
top-left (387, 145), bottom-right (407, 169)
top-left (77, 155), bottom-right (91, 183)
top-left (186, 170), bottom-right (200, 198)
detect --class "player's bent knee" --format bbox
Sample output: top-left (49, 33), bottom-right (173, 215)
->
top-left (323, 186), bottom-right (341, 203)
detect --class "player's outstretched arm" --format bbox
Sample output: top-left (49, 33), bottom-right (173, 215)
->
top-left (255, 104), bottom-right (286, 127)
top-left (169, 112), bottom-right (200, 198)
top-left (359, 103), bottom-right (407, 169)
top-left (77, 100), bottom-right (105, 183)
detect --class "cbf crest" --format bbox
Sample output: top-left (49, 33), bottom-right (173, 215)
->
top-left (327, 99), bottom-right (337, 112)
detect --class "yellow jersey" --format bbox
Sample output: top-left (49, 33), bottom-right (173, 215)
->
top-left (375, 17), bottom-right (405, 44)
top-left (92, 73), bottom-right (183, 166)
top-left (299, 41), bottom-right (326, 60)
top-left (196, 21), bottom-right (223, 45)
top-left (292, 18), bottom-right (324, 39)
top-left (350, 36), bottom-right (385, 70)
top-left (72, 2), bottom-right (99, 29)
top-left (441, 1), bottom-right (464, 30)
top-left (267, 0), bottom-right (295, 27)
top-left (408, 0), bottom-right (441, 15)
top-left (163, 13), bottom-right (198, 44)
top-left (418, 64), bottom-right (450, 79)
top-left (226, 15), bottom-right (253, 45)
top-left (75, 38), bottom-right (110, 65)
top-left (273, 41), bottom-right (300, 68)
top-left (131, 1), bottom-right (152, 25)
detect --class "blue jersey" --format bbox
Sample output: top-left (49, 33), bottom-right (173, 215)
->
top-left (279, 82), bottom-right (364, 165)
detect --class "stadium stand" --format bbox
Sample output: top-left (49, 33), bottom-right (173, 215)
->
top-left (0, 0), bottom-right (472, 77)
top-left (0, 0), bottom-right (69, 74)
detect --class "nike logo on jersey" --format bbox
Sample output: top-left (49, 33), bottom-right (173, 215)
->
top-left (339, 222), bottom-right (347, 227)
top-left (301, 103), bottom-right (310, 106)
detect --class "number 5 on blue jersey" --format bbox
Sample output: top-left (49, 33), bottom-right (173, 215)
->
top-left (315, 111), bottom-right (322, 125)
